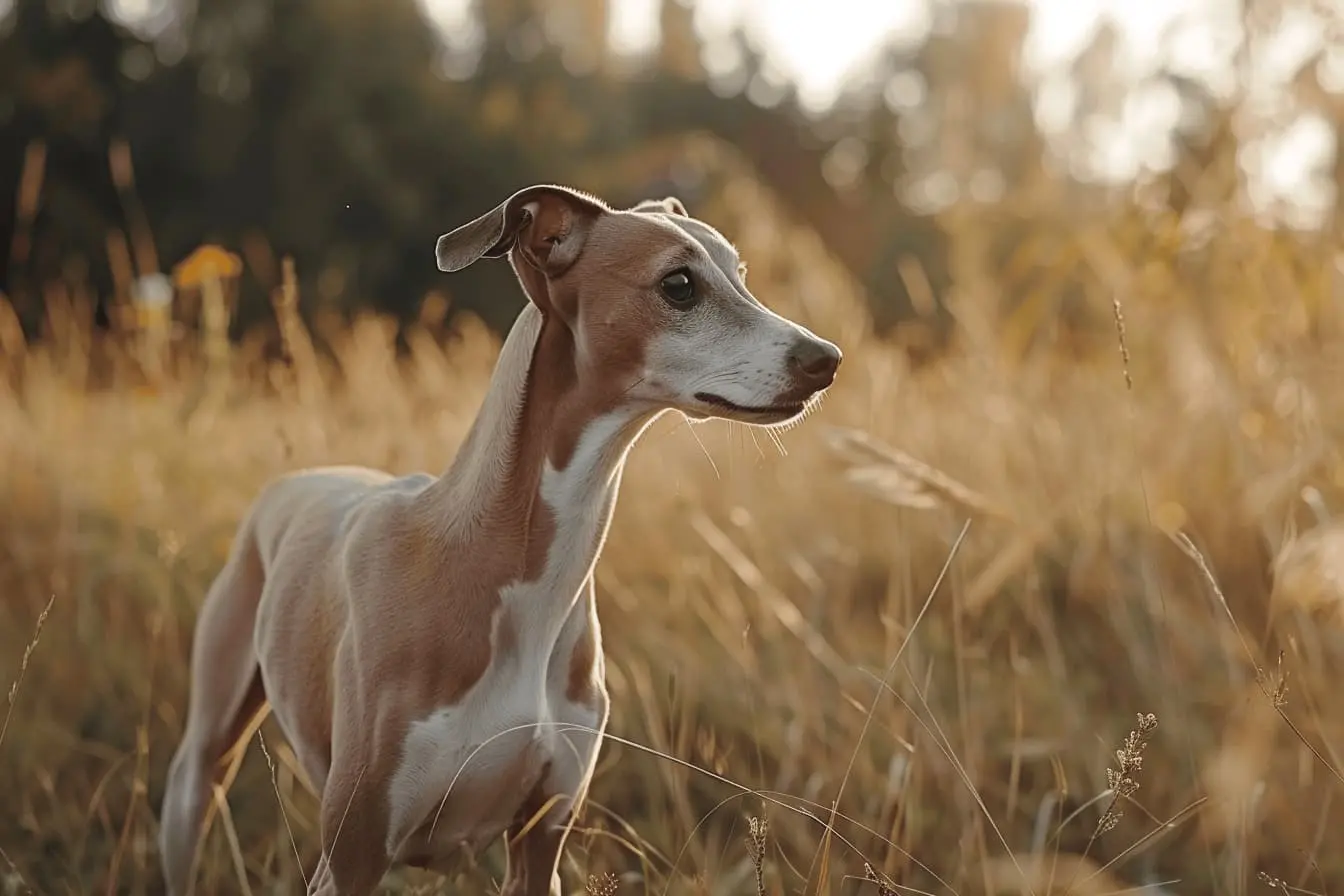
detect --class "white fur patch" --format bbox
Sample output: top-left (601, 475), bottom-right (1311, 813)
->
top-left (645, 301), bottom-right (808, 411)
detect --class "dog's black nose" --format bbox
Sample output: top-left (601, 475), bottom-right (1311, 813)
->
top-left (789, 338), bottom-right (842, 387)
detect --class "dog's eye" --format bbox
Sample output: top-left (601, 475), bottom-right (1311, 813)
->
top-left (659, 270), bottom-right (696, 308)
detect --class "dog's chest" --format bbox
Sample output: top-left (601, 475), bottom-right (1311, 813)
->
top-left (389, 703), bottom-right (552, 852)
top-left (385, 693), bottom-right (549, 856)
top-left (383, 639), bottom-right (580, 860)
top-left (383, 442), bottom-right (615, 861)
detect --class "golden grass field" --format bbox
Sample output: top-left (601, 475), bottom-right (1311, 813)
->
top-left (3, 173), bottom-right (1344, 895)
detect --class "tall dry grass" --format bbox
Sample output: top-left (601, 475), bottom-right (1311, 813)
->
top-left (3, 169), bottom-right (1344, 895)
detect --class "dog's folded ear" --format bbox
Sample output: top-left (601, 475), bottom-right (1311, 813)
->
top-left (436, 185), bottom-right (607, 276)
top-left (631, 196), bottom-right (688, 217)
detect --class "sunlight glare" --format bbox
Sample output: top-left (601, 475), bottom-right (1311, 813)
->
top-left (418, 0), bottom-right (474, 35)
top-left (1250, 113), bottom-right (1336, 226)
top-left (609, 0), bottom-right (659, 56)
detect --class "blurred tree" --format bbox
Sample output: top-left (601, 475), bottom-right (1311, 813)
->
top-left (906, 1), bottom-right (1039, 201)
top-left (846, 1), bottom-right (1043, 346)
top-left (0, 0), bottom-right (136, 325)
top-left (5, 0), bottom-right (1333, 353)
top-left (657, 0), bottom-right (701, 81)
top-left (2, 0), bottom-right (957, 340)
top-left (1159, 73), bottom-right (1241, 219)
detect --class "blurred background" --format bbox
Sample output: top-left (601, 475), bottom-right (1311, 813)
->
top-left (4, 0), bottom-right (1339, 346)
top-left (4, 0), bottom-right (1344, 894)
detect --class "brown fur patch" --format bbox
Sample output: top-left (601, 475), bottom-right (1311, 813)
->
top-left (494, 603), bottom-right (520, 661)
top-left (565, 622), bottom-right (600, 708)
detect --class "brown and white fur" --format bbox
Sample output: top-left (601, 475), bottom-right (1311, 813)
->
top-left (157, 184), bottom-right (842, 896)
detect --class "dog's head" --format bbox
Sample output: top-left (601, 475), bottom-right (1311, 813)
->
top-left (435, 184), bottom-right (841, 427)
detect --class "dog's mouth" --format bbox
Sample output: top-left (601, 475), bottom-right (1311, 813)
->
top-left (693, 391), bottom-right (811, 421)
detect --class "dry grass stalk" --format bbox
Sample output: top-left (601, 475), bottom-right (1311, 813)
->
top-left (747, 816), bottom-right (767, 896)
top-left (586, 871), bottom-right (620, 896)
top-left (1096, 712), bottom-right (1158, 836)
top-left (822, 425), bottom-right (1010, 520)
top-left (861, 862), bottom-right (896, 896)
top-left (1173, 531), bottom-right (1344, 788)
top-left (980, 851), bottom-right (1133, 896)
top-left (1255, 871), bottom-right (1291, 895)
top-left (1270, 521), bottom-right (1344, 628)
top-left (269, 257), bottom-right (324, 407)
top-left (0, 594), bottom-right (56, 753)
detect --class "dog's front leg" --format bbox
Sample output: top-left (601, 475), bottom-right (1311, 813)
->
top-left (306, 746), bottom-right (397, 896)
top-left (308, 657), bottom-right (400, 896)
top-left (502, 693), bottom-right (610, 896)
top-left (501, 798), bottom-right (566, 896)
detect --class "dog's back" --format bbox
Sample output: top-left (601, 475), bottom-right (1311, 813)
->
top-left (248, 465), bottom-right (420, 563)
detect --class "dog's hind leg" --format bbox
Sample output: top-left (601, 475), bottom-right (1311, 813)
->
top-left (159, 519), bottom-right (271, 896)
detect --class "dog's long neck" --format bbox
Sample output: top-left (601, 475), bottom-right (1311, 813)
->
top-left (422, 303), bottom-right (655, 594)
